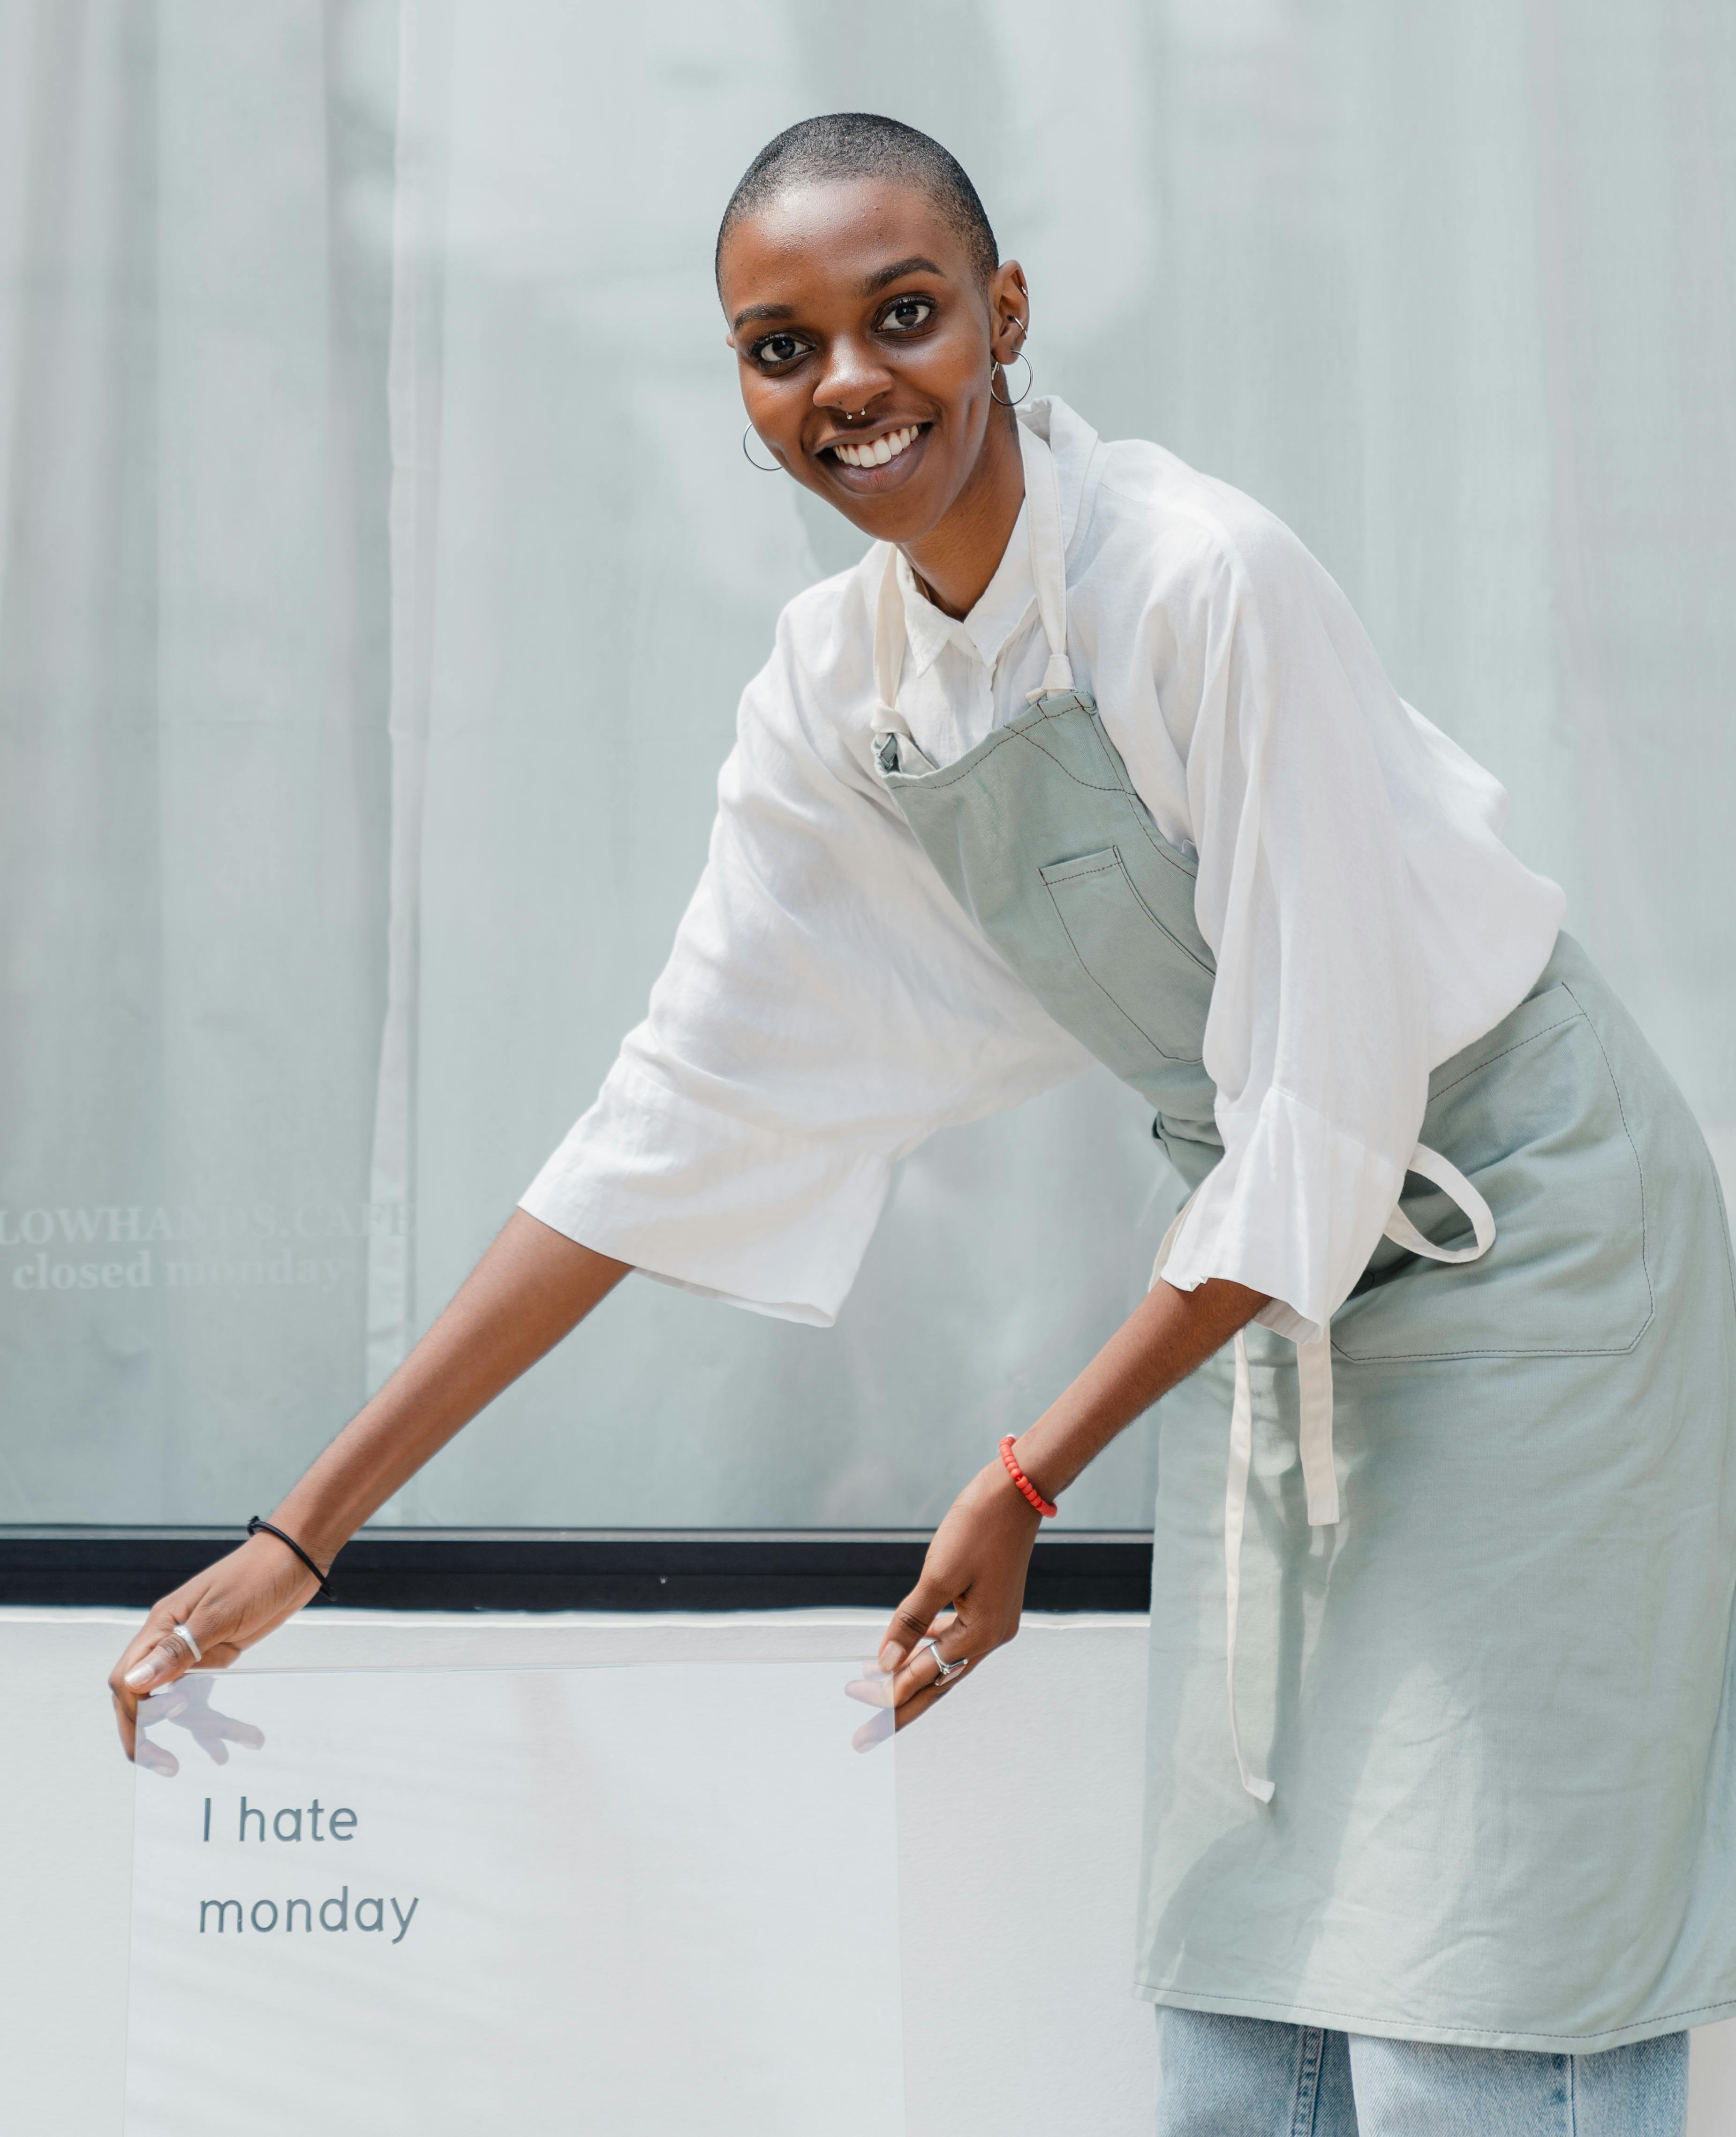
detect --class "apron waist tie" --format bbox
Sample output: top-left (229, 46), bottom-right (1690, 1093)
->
top-left (1151, 1139), bottom-right (1496, 1804)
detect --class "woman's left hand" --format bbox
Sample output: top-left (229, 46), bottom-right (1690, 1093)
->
top-left (850, 1458), bottom-right (1042, 1745)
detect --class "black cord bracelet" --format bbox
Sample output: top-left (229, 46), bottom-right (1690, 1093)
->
top-left (247, 1516), bottom-right (336, 1601)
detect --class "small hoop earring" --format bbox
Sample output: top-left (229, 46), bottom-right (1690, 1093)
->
top-left (741, 423), bottom-right (781, 473)
top-left (990, 345), bottom-right (1033, 407)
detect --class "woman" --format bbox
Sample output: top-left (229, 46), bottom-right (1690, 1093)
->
top-left (111, 115), bottom-right (1733, 2132)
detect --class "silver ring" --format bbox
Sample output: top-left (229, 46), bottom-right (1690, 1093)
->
top-left (171, 1622), bottom-right (203, 1666)
top-left (918, 1636), bottom-right (968, 1686)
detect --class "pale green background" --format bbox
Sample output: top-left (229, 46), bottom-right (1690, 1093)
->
top-left (1, 0), bottom-right (1730, 1526)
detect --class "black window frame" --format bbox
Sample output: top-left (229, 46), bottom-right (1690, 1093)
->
top-left (0, 1527), bottom-right (1153, 1613)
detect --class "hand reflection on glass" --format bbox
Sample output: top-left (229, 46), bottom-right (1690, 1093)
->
top-left (134, 1675), bottom-right (266, 1779)
top-left (846, 1599), bottom-right (975, 1751)
top-left (844, 1663), bottom-right (897, 1753)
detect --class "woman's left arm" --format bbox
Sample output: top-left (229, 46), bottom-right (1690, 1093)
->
top-left (871, 1273), bottom-right (1266, 1732)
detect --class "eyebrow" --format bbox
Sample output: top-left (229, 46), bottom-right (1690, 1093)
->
top-left (732, 301), bottom-right (796, 328)
top-left (731, 256), bottom-right (947, 333)
top-left (856, 254), bottom-right (945, 296)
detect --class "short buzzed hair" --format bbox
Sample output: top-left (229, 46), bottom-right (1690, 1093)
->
top-left (716, 114), bottom-right (999, 289)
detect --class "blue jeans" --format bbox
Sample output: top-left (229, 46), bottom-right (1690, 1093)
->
top-left (1154, 2007), bottom-right (1688, 2135)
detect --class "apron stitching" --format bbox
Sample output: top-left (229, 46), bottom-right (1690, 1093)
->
top-left (1005, 724), bottom-right (1126, 792)
top-left (1560, 981), bottom-right (1656, 1329)
top-left (1330, 1337), bottom-right (1653, 1362)
top-left (1085, 713), bottom-right (1208, 887)
top-left (887, 717), bottom-right (1110, 793)
top-left (1013, 711), bottom-right (1213, 924)
top-left (1107, 842), bottom-right (1213, 971)
top-left (1138, 1984), bottom-right (1734, 2037)
top-left (1427, 1011), bottom-right (1583, 1100)
top-left (1335, 989), bottom-right (1655, 1364)
top-left (1712, 1147), bottom-right (1736, 1323)
top-left (1097, 845), bottom-right (1214, 972)
top-left (1116, 804), bottom-right (1206, 886)
top-left (1260, 1334), bottom-right (1654, 1363)
top-left (1043, 887), bottom-right (1199, 1061)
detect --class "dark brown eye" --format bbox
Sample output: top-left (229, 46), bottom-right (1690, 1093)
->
top-left (881, 297), bottom-right (934, 334)
top-left (753, 333), bottom-right (808, 367)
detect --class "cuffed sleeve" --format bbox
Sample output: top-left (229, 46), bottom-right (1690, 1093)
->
top-left (521, 1053), bottom-right (898, 1325)
top-left (1159, 1084), bottom-right (1406, 1342)
top-left (1124, 506), bottom-right (1437, 1334)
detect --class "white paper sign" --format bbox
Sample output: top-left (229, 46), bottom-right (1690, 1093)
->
top-left (127, 1662), bottom-right (903, 2136)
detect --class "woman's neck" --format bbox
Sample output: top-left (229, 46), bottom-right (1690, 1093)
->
top-left (899, 408), bottom-right (1025, 621)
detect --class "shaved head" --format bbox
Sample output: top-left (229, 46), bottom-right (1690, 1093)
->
top-left (717, 113), bottom-right (999, 289)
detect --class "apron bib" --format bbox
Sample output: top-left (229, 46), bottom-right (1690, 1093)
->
top-left (869, 420), bottom-right (1736, 2050)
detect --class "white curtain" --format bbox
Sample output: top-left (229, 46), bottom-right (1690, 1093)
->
top-left (2, 0), bottom-right (1732, 1527)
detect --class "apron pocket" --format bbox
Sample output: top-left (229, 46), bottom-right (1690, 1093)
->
top-left (1039, 846), bottom-right (1211, 1065)
top-left (1331, 983), bottom-right (1655, 1361)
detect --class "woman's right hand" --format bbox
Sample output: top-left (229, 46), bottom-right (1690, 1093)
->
top-left (107, 1531), bottom-right (322, 1763)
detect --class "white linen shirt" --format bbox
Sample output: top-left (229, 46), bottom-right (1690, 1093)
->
top-left (522, 399), bottom-right (1563, 1337)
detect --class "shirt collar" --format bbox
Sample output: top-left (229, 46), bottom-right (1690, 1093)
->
top-left (891, 395), bottom-right (1101, 681)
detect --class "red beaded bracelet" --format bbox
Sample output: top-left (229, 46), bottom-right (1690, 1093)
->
top-left (999, 1435), bottom-right (1058, 1519)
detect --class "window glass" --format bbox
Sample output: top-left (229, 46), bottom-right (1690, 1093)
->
top-left (3, 1), bottom-right (1732, 1529)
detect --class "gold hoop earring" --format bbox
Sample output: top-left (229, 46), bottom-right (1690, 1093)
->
top-left (741, 424), bottom-right (781, 472)
top-left (990, 346), bottom-right (1033, 407)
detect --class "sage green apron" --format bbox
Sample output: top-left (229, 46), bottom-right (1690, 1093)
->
top-left (872, 424), bottom-right (1736, 2051)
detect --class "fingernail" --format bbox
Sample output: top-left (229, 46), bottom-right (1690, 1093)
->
top-left (878, 1644), bottom-right (901, 1672)
top-left (124, 1662), bottom-right (155, 1689)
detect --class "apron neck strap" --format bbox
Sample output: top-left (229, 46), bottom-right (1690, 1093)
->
top-left (872, 416), bottom-right (1075, 731)
top-left (1019, 418), bottom-right (1075, 698)
top-left (872, 541), bottom-right (908, 733)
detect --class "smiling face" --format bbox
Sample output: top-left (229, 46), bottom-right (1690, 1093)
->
top-left (719, 175), bottom-right (1031, 551)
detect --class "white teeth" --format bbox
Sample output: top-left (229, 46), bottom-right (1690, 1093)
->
top-left (834, 424), bottom-right (919, 469)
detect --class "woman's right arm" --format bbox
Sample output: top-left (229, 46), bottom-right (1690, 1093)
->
top-left (106, 1211), bottom-right (629, 1758)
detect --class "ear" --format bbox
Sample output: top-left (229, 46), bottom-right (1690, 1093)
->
top-left (988, 260), bottom-right (1030, 364)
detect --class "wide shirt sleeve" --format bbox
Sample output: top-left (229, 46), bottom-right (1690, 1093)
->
top-left (519, 570), bottom-right (1089, 1325)
top-left (1109, 494), bottom-right (1561, 1343)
